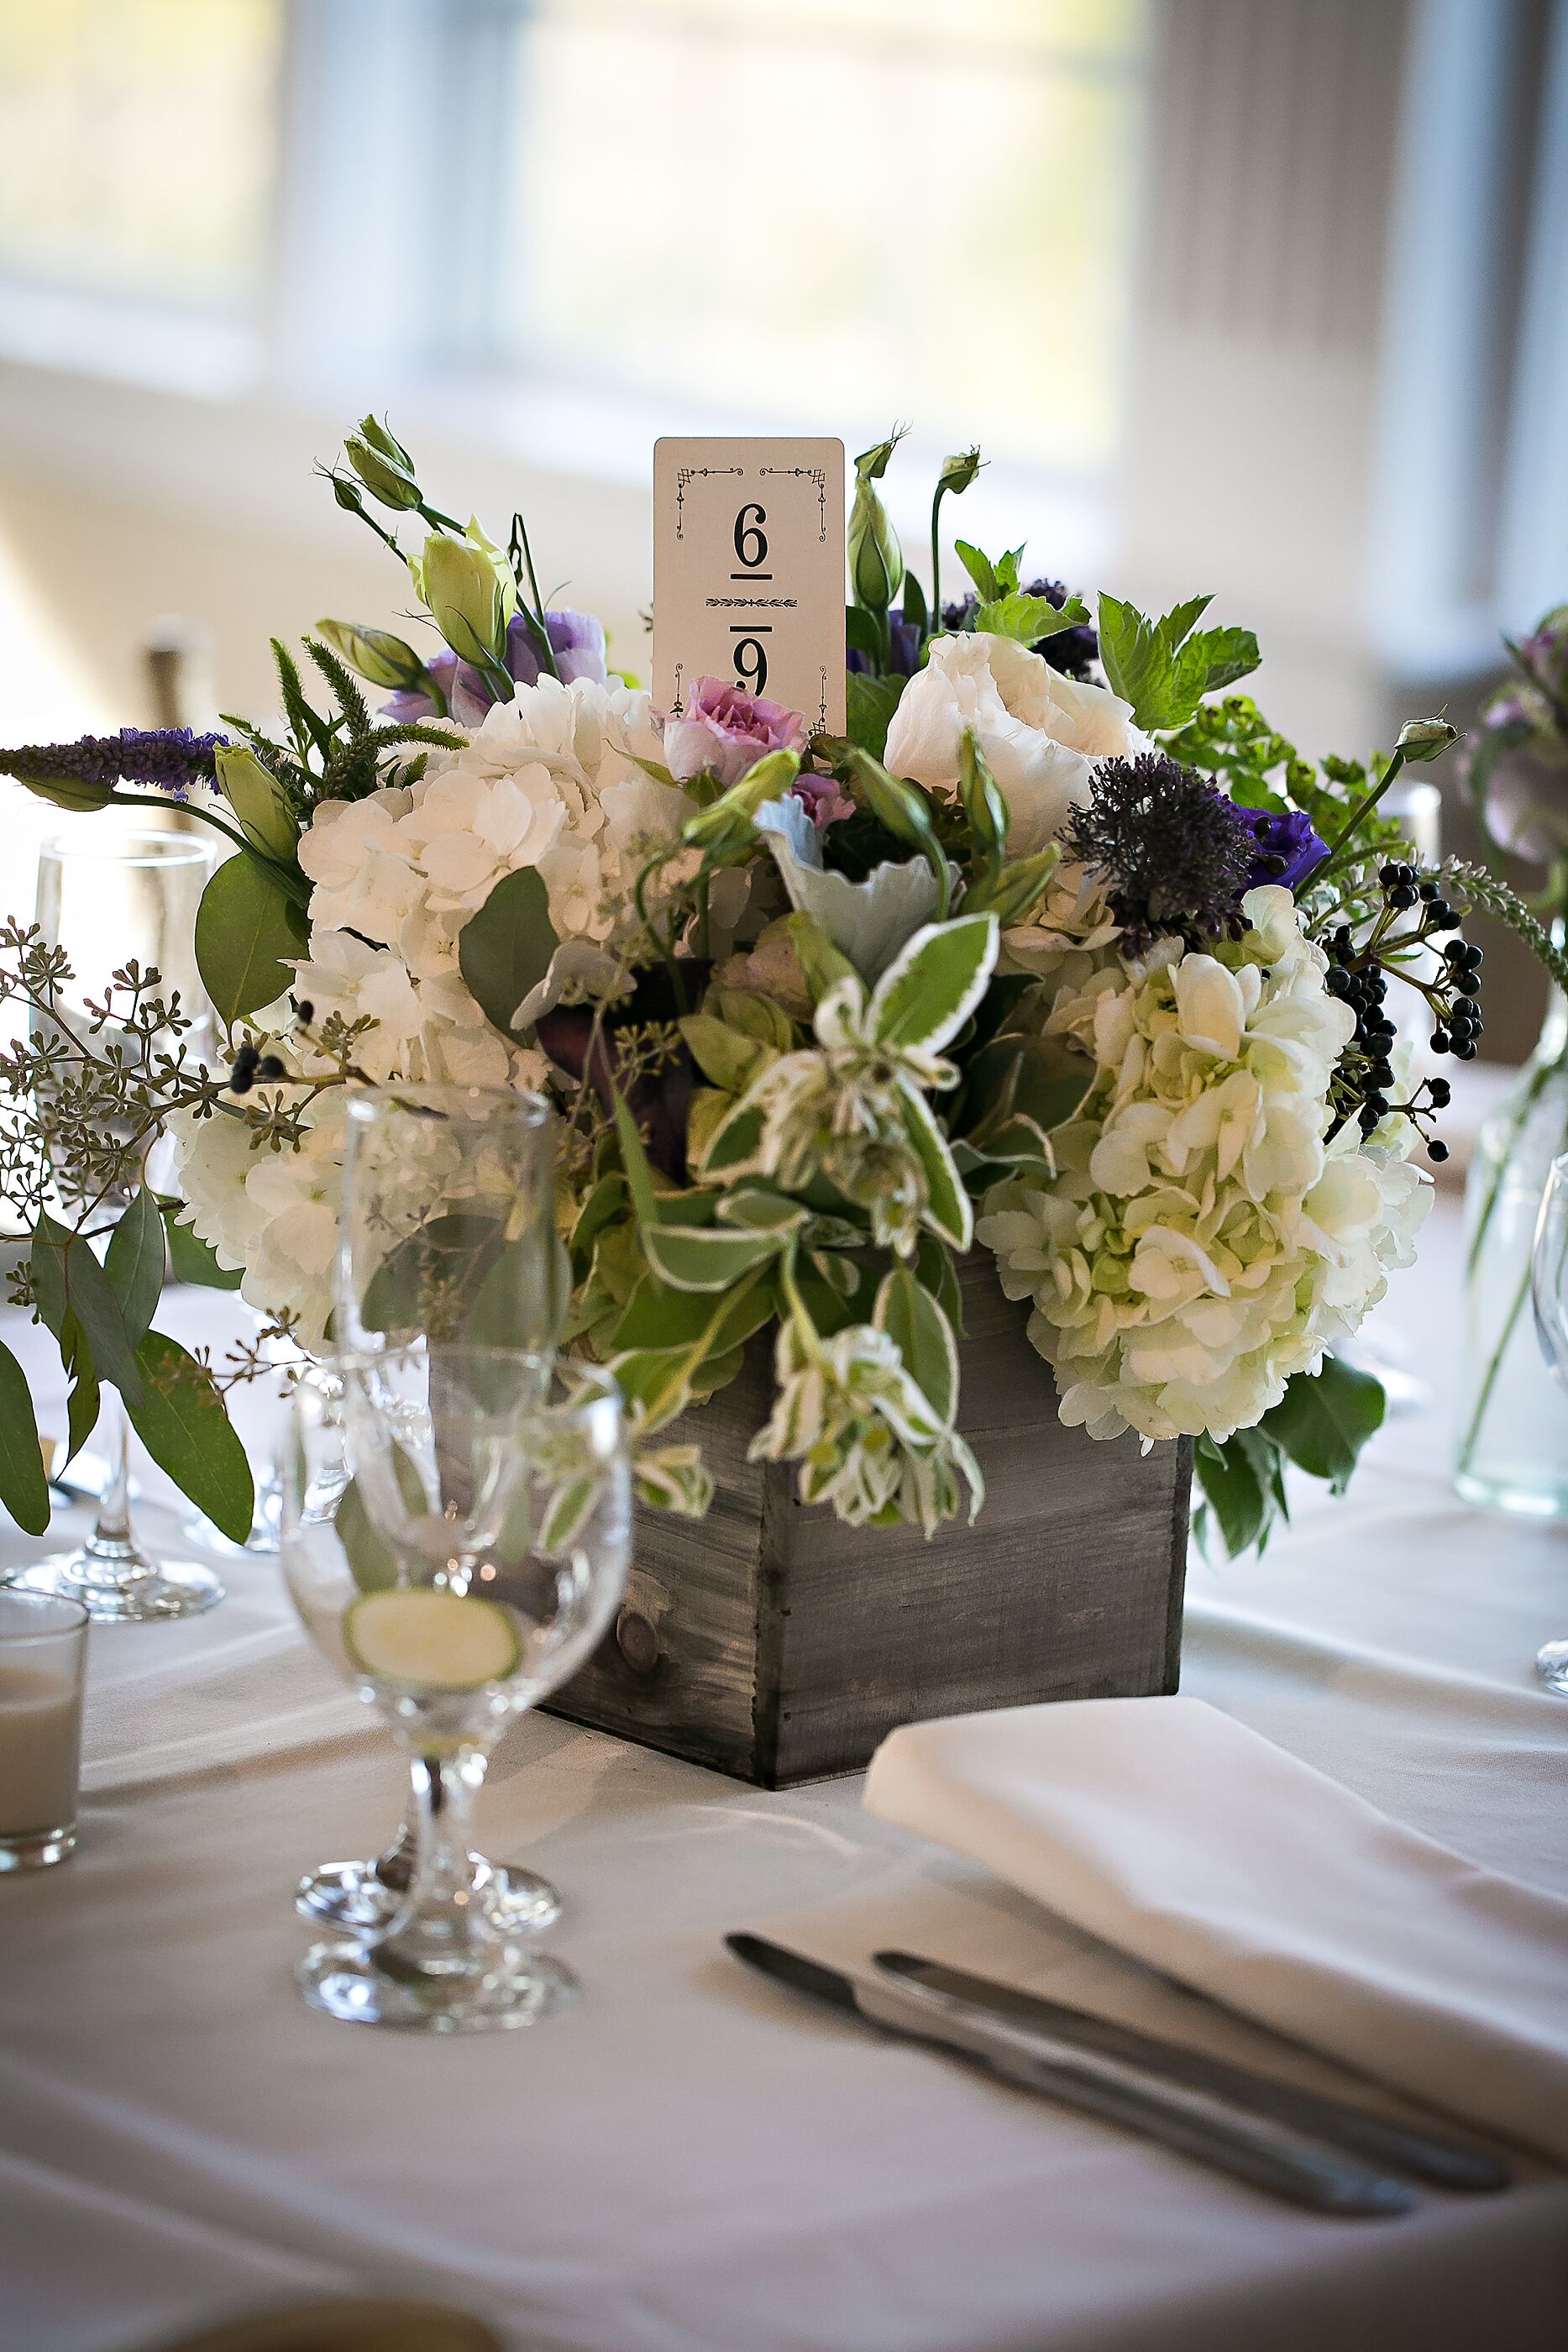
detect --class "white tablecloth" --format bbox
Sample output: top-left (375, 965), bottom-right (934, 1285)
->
top-left (3, 1200), bottom-right (1566, 2352)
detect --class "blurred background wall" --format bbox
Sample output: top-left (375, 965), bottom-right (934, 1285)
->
top-left (1, 0), bottom-right (1564, 1054)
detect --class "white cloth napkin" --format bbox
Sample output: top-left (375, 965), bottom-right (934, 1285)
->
top-left (864, 1694), bottom-right (1568, 2163)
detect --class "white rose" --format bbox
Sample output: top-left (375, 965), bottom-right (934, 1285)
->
top-left (883, 633), bottom-right (1137, 853)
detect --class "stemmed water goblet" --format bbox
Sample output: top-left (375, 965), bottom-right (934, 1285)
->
top-left (8, 825), bottom-right (224, 1621)
top-left (295, 1083), bottom-right (566, 1935)
top-left (1529, 1152), bottom-right (1568, 1695)
top-left (282, 1349), bottom-right (631, 2029)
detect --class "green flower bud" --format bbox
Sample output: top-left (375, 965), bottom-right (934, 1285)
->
top-left (936, 447), bottom-right (983, 501)
top-left (315, 618), bottom-right (433, 694)
top-left (956, 727), bottom-right (1009, 870)
top-left (356, 413), bottom-right (414, 473)
top-left (964, 846), bottom-right (1061, 924)
top-left (1394, 717), bottom-right (1459, 763)
top-left (415, 525), bottom-right (517, 673)
top-left (682, 748), bottom-right (802, 858)
top-left (215, 744), bottom-right (299, 861)
top-left (848, 433), bottom-right (905, 616)
top-left (345, 431), bottom-right (422, 512)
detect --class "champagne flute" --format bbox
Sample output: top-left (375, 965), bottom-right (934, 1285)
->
top-left (1529, 1153), bottom-right (1568, 1695)
top-left (296, 1083), bottom-right (564, 1934)
top-left (8, 826), bottom-right (223, 1622)
top-left (282, 1351), bottom-right (630, 2030)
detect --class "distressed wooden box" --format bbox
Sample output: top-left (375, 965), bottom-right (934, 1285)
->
top-left (548, 1252), bottom-right (1193, 1785)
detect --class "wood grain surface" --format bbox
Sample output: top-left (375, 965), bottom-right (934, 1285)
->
top-left (548, 1254), bottom-right (1192, 1784)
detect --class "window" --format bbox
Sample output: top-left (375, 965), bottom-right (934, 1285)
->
top-left (511, 0), bottom-right (1147, 480)
top-left (0, 0), bottom-right (284, 314)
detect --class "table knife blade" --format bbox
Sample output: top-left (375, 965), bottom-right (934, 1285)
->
top-left (872, 1950), bottom-right (1510, 2194)
top-left (726, 1934), bottom-right (1416, 2218)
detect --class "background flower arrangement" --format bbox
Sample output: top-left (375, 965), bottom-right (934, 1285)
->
top-left (4, 418), bottom-right (1565, 1557)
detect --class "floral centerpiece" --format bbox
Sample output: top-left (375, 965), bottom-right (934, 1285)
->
top-left (3, 418), bottom-right (1565, 1565)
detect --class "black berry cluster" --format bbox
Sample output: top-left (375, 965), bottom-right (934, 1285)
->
top-left (227, 1041), bottom-right (287, 1095)
top-left (1321, 862), bottom-right (1481, 1162)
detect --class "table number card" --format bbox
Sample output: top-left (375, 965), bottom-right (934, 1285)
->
top-left (653, 437), bottom-right (846, 733)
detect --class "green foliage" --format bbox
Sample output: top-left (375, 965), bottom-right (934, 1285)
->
top-left (873, 912), bottom-right (998, 1050)
top-left (103, 1186), bottom-right (165, 1349)
top-left (875, 1265), bottom-right (958, 1424)
top-left (124, 1331), bottom-right (254, 1544)
top-left (0, 1337), bottom-right (50, 1534)
top-left (845, 672), bottom-right (906, 759)
top-left (457, 866), bottom-right (559, 1040)
top-left (160, 1200), bottom-right (244, 1290)
top-left (1195, 1357), bottom-right (1387, 1557)
top-left (1097, 594), bottom-right (1259, 730)
top-left (973, 590), bottom-right (1089, 643)
top-left (195, 853), bottom-right (311, 1026)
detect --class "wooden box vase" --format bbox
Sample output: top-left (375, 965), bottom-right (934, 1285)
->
top-left (549, 1253), bottom-right (1193, 1786)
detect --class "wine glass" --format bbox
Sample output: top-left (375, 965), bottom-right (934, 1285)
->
top-left (282, 1351), bottom-right (631, 2030)
top-left (296, 1082), bottom-right (564, 1934)
top-left (1530, 1152), bottom-right (1568, 1695)
top-left (8, 826), bottom-right (224, 1622)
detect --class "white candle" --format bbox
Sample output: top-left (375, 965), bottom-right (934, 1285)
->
top-left (0, 1660), bottom-right (84, 1839)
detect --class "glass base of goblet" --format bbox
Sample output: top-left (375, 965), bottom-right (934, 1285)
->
top-left (7, 1548), bottom-right (224, 1623)
top-left (296, 1853), bottom-right (561, 1934)
top-left (296, 1938), bottom-right (578, 2032)
top-left (1536, 1638), bottom-right (1568, 1696)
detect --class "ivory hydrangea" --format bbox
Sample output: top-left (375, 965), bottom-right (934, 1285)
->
top-left (976, 885), bottom-right (1432, 1443)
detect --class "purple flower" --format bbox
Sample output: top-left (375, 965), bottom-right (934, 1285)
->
top-left (845, 608), bottom-right (923, 678)
top-left (663, 677), bottom-right (810, 787)
top-left (1240, 806), bottom-right (1329, 894)
top-left (0, 726), bottom-right (228, 799)
top-left (381, 607), bottom-right (609, 725)
top-left (789, 771), bottom-right (855, 830)
top-left (1065, 753), bottom-right (1256, 946)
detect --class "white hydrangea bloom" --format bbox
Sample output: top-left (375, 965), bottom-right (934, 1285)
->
top-left (976, 885), bottom-right (1434, 1444)
top-left (170, 1096), bottom-right (349, 1349)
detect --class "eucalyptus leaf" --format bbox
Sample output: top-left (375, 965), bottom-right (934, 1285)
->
top-left (104, 1186), bottom-right (165, 1349)
top-left (62, 1314), bottom-right (100, 1464)
top-left (123, 1331), bottom-right (254, 1544)
top-left (195, 852), bottom-right (310, 1025)
top-left (64, 1232), bottom-right (143, 1407)
top-left (0, 1337), bottom-right (50, 1535)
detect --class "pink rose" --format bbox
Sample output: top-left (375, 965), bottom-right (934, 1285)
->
top-left (663, 676), bottom-right (810, 787)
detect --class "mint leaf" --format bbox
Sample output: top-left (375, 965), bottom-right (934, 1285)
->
top-left (953, 539), bottom-right (1001, 604)
top-left (973, 591), bottom-right (1089, 643)
top-left (1097, 593), bottom-right (1252, 729)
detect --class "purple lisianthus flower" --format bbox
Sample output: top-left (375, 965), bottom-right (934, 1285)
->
top-left (1240, 806), bottom-right (1329, 895)
top-left (663, 676), bottom-right (810, 787)
top-left (789, 771), bottom-right (855, 830)
top-left (381, 607), bottom-right (608, 725)
top-left (845, 607), bottom-right (923, 678)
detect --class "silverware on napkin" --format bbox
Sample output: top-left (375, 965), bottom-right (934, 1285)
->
top-left (873, 1950), bottom-right (1511, 2194)
top-left (726, 1933), bottom-right (1417, 2218)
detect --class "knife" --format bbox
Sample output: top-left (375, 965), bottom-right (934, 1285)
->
top-left (873, 1950), bottom-right (1511, 2194)
top-left (726, 1934), bottom-right (1416, 2218)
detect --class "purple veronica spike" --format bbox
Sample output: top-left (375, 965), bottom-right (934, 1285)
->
top-left (0, 726), bottom-right (228, 799)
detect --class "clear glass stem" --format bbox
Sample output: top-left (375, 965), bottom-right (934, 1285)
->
top-left (373, 1748), bottom-right (501, 1978)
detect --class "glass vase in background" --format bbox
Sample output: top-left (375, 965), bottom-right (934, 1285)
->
top-left (9, 825), bottom-right (225, 1622)
top-left (296, 1083), bottom-right (564, 1936)
top-left (1454, 969), bottom-right (1568, 1518)
top-left (1529, 1152), bottom-right (1568, 1693)
top-left (282, 1352), bottom-right (631, 2031)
